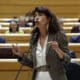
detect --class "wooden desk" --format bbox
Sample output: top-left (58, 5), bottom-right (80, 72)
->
top-left (0, 43), bottom-right (29, 53)
top-left (0, 27), bottom-right (72, 33)
top-left (0, 33), bottom-right (79, 42)
top-left (0, 59), bottom-right (32, 80)
top-left (0, 34), bottom-right (31, 43)
top-left (66, 33), bottom-right (80, 41)
top-left (0, 27), bottom-right (32, 33)
top-left (0, 43), bottom-right (80, 57)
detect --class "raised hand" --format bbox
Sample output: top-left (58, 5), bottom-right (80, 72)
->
top-left (11, 44), bottom-right (23, 57)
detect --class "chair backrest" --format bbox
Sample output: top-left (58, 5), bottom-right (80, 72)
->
top-left (0, 48), bottom-right (13, 58)
top-left (65, 63), bottom-right (80, 80)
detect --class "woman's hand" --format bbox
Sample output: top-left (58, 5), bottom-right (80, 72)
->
top-left (48, 41), bottom-right (64, 59)
top-left (48, 41), bottom-right (59, 50)
top-left (11, 44), bottom-right (23, 57)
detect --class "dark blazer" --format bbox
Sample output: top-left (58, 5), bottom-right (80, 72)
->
top-left (19, 31), bottom-right (70, 80)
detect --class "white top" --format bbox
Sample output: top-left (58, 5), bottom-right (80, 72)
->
top-left (36, 36), bottom-right (48, 67)
top-left (35, 36), bottom-right (52, 80)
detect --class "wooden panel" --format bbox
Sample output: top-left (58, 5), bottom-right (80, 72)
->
top-left (63, 29), bottom-right (71, 33)
top-left (0, 43), bottom-right (79, 57)
top-left (0, 62), bottom-right (32, 70)
top-left (0, 43), bottom-right (80, 57)
top-left (0, 34), bottom-right (31, 43)
top-left (0, 13), bottom-right (24, 18)
top-left (0, 33), bottom-right (79, 43)
top-left (0, 0), bottom-right (80, 5)
top-left (0, 63), bottom-right (32, 80)
top-left (0, 43), bottom-right (29, 53)
top-left (0, 0), bottom-right (80, 17)
top-left (69, 44), bottom-right (80, 58)
top-left (66, 33), bottom-right (80, 41)
top-left (0, 27), bottom-right (71, 33)
top-left (0, 71), bottom-right (32, 80)
top-left (0, 27), bottom-right (32, 33)
top-left (0, 13), bottom-right (79, 18)
top-left (0, 5), bottom-right (80, 13)
top-left (73, 52), bottom-right (80, 58)
top-left (0, 5), bottom-right (80, 17)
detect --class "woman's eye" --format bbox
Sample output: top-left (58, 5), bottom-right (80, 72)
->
top-left (34, 15), bottom-right (37, 17)
top-left (39, 14), bottom-right (43, 16)
top-left (34, 13), bottom-right (43, 17)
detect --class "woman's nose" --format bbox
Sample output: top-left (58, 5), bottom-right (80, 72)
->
top-left (35, 15), bottom-right (39, 21)
top-left (35, 17), bottom-right (39, 21)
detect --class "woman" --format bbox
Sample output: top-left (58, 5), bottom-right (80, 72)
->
top-left (12, 6), bottom-right (70, 80)
top-left (5, 20), bottom-right (24, 34)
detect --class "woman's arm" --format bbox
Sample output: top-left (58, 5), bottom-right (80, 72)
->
top-left (12, 44), bottom-right (33, 68)
top-left (18, 52), bottom-right (33, 68)
top-left (48, 32), bottom-right (70, 63)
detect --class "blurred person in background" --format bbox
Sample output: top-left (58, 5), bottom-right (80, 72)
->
top-left (71, 19), bottom-right (80, 33)
top-left (70, 19), bottom-right (80, 43)
top-left (25, 11), bottom-right (35, 27)
top-left (5, 20), bottom-right (24, 34)
top-left (0, 37), bottom-right (6, 43)
top-left (18, 16), bottom-right (30, 27)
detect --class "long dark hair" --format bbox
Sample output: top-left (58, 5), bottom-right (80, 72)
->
top-left (9, 20), bottom-right (19, 32)
top-left (30, 6), bottom-right (61, 46)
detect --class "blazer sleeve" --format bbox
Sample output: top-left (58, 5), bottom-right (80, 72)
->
top-left (18, 33), bottom-right (34, 68)
top-left (18, 51), bottom-right (33, 68)
top-left (57, 31), bottom-right (71, 63)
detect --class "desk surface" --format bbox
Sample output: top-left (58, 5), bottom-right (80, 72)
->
top-left (0, 58), bottom-right (78, 62)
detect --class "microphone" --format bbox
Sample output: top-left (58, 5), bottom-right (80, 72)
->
top-left (14, 49), bottom-right (31, 80)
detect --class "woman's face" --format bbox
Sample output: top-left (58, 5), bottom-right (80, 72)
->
top-left (10, 21), bottom-right (17, 32)
top-left (34, 12), bottom-right (49, 28)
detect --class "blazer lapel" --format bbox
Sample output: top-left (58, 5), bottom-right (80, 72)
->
top-left (32, 34), bottom-right (57, 67)
top-left (31, 44), bottom-right (37, 67)
top-left (46, 34), bottom-right (56, 55)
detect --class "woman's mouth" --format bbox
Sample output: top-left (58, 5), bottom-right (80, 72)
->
top-left (35, 20), bottom-right (39, 24)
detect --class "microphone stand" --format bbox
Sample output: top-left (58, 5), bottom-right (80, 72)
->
top-left (14, 64), bottom-right (23, 80)
top-left (14, 49), bottom-right (31, 80)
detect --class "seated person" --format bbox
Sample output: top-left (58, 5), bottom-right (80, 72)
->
top-left (18, 16), bottom-right (30, 27)
top-left (5, 20), bottom-right (24, 34)
top-left (70, 19), bottom-right (80, 43)
top-left (57, 18), bottom-right (64, 27)
top-left (56, 18), bottom-right (65, 33)
top-left (70, 36), bottom-right (80, 43)
top-left (0, 37), bottom-right (6, 43)
top-left (71, 19), bottom-right (80, 33)
top-left (25, 11), bottom-right (34, 27)
top-left (71, 25), bottom-right (80, 33)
